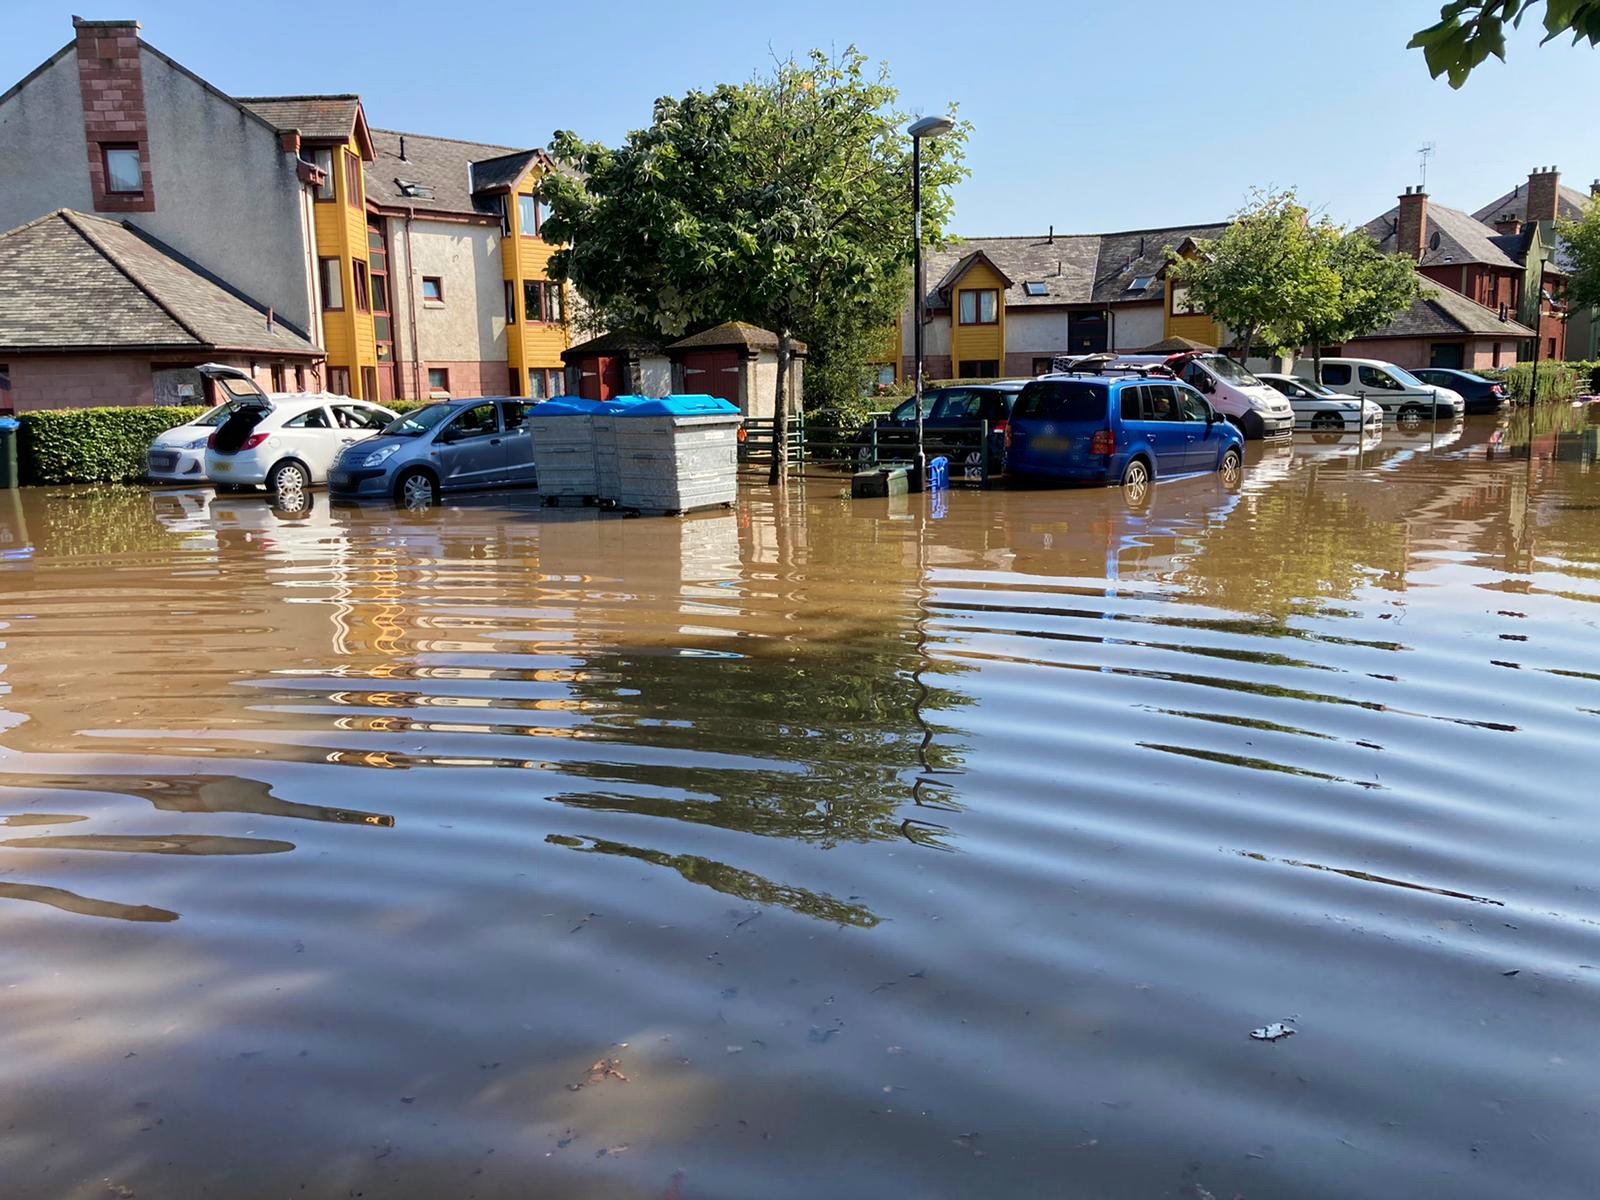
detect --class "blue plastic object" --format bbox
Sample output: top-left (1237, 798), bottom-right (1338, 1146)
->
top-left (0, 417), bottom-right (18, 431)
top-left (534, 396), bottom-right (603, 416)
top-left (613, 394), bottom-right (739, 418)
top-left (927, 455), bottom-right (950, 491)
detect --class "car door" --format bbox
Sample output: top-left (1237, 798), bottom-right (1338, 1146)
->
top-left (1141, 383), bottom-right (1190, 475)
top-left (1175, 385), bottom-right (1222, 469)
top-left (497, 400), bottom-right (536, 485)
top-left (434, 401), bottom-right (507, 490)
top-left (277, 405), bottom-right (339, 481)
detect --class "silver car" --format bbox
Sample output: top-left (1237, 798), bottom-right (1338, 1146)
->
top-left (327, 397), bottom-right (536, 506)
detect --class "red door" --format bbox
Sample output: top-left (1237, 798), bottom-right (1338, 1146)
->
top-left (681, 350), bottom-right (741, 407)
top-left (578, 355), bottom-right (626, 400)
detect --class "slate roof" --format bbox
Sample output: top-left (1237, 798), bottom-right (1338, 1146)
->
top-left (1362, 202), bottom-right (1520, 270)
top-left (366, 129), bottom-right (543, 217)
top-left (562, 330), bottom-right (667, 361)
top-left (1472, 181), bottom-right (1592, 226)
top-left (920, 223), bottom-right (1228, 311)
top-left (1359, 274), bottom-right (1534, 340)
top-left (0, 210), bottom-right (319, 355)
top-left (237, 95), bottom-right (362, 143)
top-left (668, 321), bottom-right (807, 354)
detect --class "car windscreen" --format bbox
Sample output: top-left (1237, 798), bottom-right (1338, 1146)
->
top-left (194, 406), bottom-right (232, 427)
top-left (889, 394), bottom-right (937, 421)
top-left (1205, 356), bottom-right (1265, 386)
top-left (1012, 381), bottom-right (1109, 423)
top-left (1387, 365), bottom-right (1429, 389)
top-left (382, 403), bottom-right (455, 437)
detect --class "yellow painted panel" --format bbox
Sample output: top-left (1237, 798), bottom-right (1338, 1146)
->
top-left (1167, 312), bottom-right (1222, 344)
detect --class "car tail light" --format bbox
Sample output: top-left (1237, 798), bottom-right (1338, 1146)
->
top-left (1491, 383), bottom-right (1505, 395)
top-left (239, 433), bottom-right (269, 451)
top-left (993, 419), bottom-right (1008, 437)
top-left (1003, 423), bottom-right (1013, 450)
top-left (206, 431), bottom-right (218, 449)
top-left (1090, 428), bottom-right (1115, 455)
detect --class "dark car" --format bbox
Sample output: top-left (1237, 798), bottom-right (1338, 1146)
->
top-left (856, 382), bottom-right (1025, 477)
top-left (1412, 368), bottom-right (1508, 414)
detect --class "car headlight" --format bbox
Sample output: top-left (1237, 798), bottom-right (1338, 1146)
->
top-left (360, 444), bottom-right (400, 468)
top-left (185, 435), bottom-right (211, 449)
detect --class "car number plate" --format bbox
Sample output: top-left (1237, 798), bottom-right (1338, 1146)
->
top-left (212, 462), bottom-right (230, 473)
top-left (329, 472), bottom-right (348, 486)
top-left (1032, 436), bottom-right (1071, 452)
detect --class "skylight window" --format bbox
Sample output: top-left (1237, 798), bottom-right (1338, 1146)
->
top-left (1023, 281), bottom-right (1048, 296)
top-left (1128, 275), bottom-right (1154, 291)
top-left (396, 179), bottom-right (434, 199)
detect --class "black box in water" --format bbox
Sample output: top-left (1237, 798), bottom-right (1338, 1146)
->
top-left (852, 467), bottom-right (910, 498)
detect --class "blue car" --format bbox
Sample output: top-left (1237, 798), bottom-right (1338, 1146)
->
top-left (1005, 374), bottom-right (1243, 498)
top-left (328, 397), bottom-right (537, 507)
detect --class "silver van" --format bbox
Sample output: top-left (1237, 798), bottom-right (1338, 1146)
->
top-left (327, 397), bottom-right (536, 506)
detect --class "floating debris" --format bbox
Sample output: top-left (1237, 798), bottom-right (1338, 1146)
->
top-left (1250, 1022), bottom-right (1296, 1042)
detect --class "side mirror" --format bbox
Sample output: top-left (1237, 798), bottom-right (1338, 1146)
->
top-left (434, 426), bottom-right (457, 444)
top-left (1206, 408), bottom-right (1217, 426)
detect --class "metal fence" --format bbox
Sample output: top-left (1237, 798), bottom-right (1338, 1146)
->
top-left (739, 415), bottom-right (995, 486)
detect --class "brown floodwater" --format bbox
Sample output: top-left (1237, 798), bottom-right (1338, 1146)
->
top-left (2, 408), bottom-right (1599, 1199)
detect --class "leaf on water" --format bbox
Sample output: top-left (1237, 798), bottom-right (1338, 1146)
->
top-left (595, 1143), bottom-right (629, 1158)
top-left (952, 1132), bottom-right (985, 1158)
top-left (1250, 1022), bottom-right (1296, 1041)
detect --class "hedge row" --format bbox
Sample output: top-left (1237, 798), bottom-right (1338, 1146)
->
top-left (16, 405), bottom-right (207, 485)
top-left (1477, 360), bottom-right (1600, 403)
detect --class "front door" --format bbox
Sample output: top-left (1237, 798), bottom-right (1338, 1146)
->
top-left (435, 401), bottom-right (506, 489)
top-left (1430, 343), bottom-right (1464, 369)
top-left (1175, 384), bottom-right (1221, 470)
top-left (1141, 383), bottom-right (1191, 475)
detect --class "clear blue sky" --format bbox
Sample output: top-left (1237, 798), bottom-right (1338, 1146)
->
top-left (8, 0), bottom-right (1599, 234)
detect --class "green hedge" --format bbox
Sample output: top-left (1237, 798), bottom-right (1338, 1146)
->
top-left (17, 405), bottom-right (207, 485)
top-left (1478, 362), bottom-right (1587, 403)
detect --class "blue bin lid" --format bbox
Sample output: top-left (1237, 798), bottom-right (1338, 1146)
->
top-left (0, 417), bottom-right (17, 431)
top-left (533, 396), bottom-right (603, 415)
top-left (596, 394), bottom-right (653, 414)
top-left (613, 394), bottom-right (739, 417)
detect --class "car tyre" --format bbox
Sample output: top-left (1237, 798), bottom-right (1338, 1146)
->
top-left (1120, 456), bottom-right (1152, 506)
top-left (1218, 447), bottom-right (1243, 488)
top-left (267, 460), bottom-right (310, 507)
top-left (1398, 404), bottom-right (1424, 430)
top-left (395, 467), bottom-right (439, 510)
top-left (1311, 411), bottom-right (1344, 430)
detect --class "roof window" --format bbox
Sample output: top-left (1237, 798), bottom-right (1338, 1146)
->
top-left (1129, 275), bottom-right (1154, 291)
top-left (396, 179), bottom-right (434, 199)
top-left (1023, 281), bottom-right (1048, 296)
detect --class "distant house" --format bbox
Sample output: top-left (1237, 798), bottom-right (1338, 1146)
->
top-left (667, 322), bottom-right (805, 418)
top-left (1336, 279), bottom-right (1534, 371)
top-left (905, 222), bottom-right (1227, 380)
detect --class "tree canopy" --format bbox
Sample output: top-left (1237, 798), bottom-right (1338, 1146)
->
top-left (540, 49), bottom-right (968, 480)
top-left (1411, 0), bottom-right (1600, 86)
top-left (1556, 203), bottom-right (1600, 314)
top-left (1168, 190), bottom-right (1420, 368)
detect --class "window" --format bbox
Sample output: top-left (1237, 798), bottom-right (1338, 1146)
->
top-left (504, 279), bottom-right (516, 325)
top-left (270, 365), bottom-right (285, 392)
top-left (499, 195), bottom-right (513, 238)
top-left (931, 389), bottom-right (983, 420)
top-left (1170, 285), bottom-right (1202, 315)
top-left (501, 400), bottom-right (532, 428)
top-left (344, 152), bottom-right (362, 207)
top-left (546, 282), bottom-right (564, 323)
top-left (1358, 364), bottom-right (1402, 391)
top-left (422, 276), bottom-right (444, 304)
top-left (547, 368), bottom-right (565, 397)
top-left (333, 404), bottom-right (389, 430)
top-left (1549, 336), bottom-right (1557, 357)
top-left (395, 179), bottom-right (434, 199)
top-left (1145, 383), bottom-right (1179, 420)
top-left (353, 260), bottom-right (370, 312)
top-left (312, 148), bottom-right (335, 201)
top-left (876, 364), bottom-right (897, 387)
top-left (328, 367), bottom-right (351, 395)
top-left (958, 288), bottom-right (998, 325)
top-left (427, 368), bottom-right (451, 394)
top-left (319, 258), bottom-right (343, 310)
top-left (1031, 357), bottom-right (1055, 376)
top-left (294, 366), bottom-right (306, 391)
top-left (1175, 387), bottom-right (1211, 423)
top-left (1129, 275), bottom-right (1154, 292)
top-left (1012, 380), bottom-right (1109, 421)
top-left (102, 144), bottom-right (142, 193)
top-left (519, 194), bottom-right (540, 237)
top-left (529, 369), bottom-right (547, 400)
top-left (524, 280), bottom-right (564, 323)
top-left (1023, 281), bottom-right (1048, 297)
top-left (957, 359), bottom-right (998, 378)
top-left (1322, 363), bottom-right (1352, 386)
top-left (448, 402), bottom-right (498, 438)
top-left (284, 407), bottom-right (331, 429)
top-left (361, 366), bottom-right (377, 401)
top-left (506, 370), bottom-right (520, 397)
top-left (1120, 387), bottom-right (1144, 420)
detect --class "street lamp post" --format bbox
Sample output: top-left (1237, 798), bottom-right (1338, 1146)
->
top-left (908, 115), bottom-right (953, 484)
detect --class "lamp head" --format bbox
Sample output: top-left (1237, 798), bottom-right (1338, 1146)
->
top-left (908, 115), bottom-right (955, 140)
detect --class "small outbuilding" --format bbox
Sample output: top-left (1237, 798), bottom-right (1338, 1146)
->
top-left (562, 331), bottom-right (671, 400)
top-left (667, 322), bottom-right (805, 419)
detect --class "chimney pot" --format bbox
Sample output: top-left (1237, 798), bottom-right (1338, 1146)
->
top-left (1047, 223), bottom-right (1053, 243)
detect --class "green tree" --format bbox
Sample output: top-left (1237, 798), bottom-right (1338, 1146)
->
top-left (1412, 1), bottom-right (1600, 86)
top-left (1556, 203), bottom-right (1600, 313)
top-left (1166, 189), bottom-right (1326, 363)
top-left (1281, 226), bottom-right (1423, 377)
top-left (540, 49), bottom-right (968, 483)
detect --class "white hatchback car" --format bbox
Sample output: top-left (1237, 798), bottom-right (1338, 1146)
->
top-left (1257, 373), bottom-right (1384, 434)
top-left (201, 365), bottom-right (395, 502)
top-left (146, 405), bottom-right (232, 484)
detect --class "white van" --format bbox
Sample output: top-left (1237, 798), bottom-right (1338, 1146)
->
top-left (1089, 353), bottom-right (1292, 439)
top-left (1293, 358), bottom-right (1464, 425)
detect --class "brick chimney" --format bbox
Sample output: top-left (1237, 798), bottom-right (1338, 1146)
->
top-left (1493, 215), bottom-right (1520, 235)
top-left (1590, 179), bottom-right (1599, 202)
top-left (72, 16), bottom-right (154, 214)
top-left (1526, 165), bottom-right (1560, 224)
top-left (1396, 186), bottom-right (1428, 261)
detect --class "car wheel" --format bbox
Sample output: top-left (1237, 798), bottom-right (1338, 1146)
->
top-left (395, 468), bottom-right (439, 510)
top-left (1398, 404), bottom-right (1424, 430)
top-left (1311, 411), bottom-right (1344, 430)
top-left (1218, 447), bottom-right (1243, 488)
top-left (267, 460), bottom-right (309, 507)
top-left (1120, 456), bottom-right (1152, 506)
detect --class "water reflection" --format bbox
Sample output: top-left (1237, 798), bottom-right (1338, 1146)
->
top-left (2, 407), bottom-right (1600, 1199)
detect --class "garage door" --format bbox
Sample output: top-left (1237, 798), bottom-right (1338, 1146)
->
top-left (680, 350), bottom-right (741, 406)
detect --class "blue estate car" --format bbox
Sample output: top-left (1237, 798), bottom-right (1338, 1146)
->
top-left (1006, 374), bottom-right (1244, 497)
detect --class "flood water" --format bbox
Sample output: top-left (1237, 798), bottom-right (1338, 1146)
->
top-left (2, 408), bottom-right (1599, 1199)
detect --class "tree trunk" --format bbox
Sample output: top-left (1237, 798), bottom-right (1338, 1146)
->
top-left (1311, 335), bottom-right (1323, 381)
top-left (767, 328), bottom-right (792, 486)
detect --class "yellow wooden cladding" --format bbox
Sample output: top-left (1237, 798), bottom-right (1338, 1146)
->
top-left (948, 259), bottom-right (1006, 373)
top-left (501, 172), bottom-right (569, 382)
top-left (314, 139), bottom-right (378, 398)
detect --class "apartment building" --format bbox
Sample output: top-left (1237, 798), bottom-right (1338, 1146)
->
top-left (0, 16), bottom-right (565, 410)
